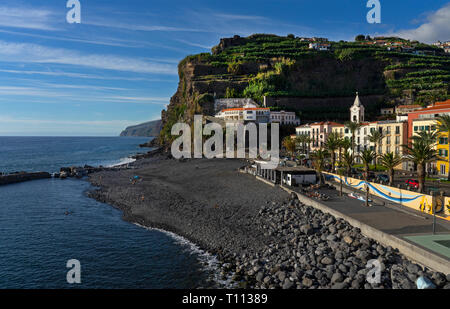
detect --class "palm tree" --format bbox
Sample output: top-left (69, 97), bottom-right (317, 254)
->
top-left (342, 150), bottom-right (354, 177)
top-left (357, 149), bottom-right (376, 206)
top-left (437, 115), bottom-right (450, 181)
top-left (403, 138), bottom-right (438, 193)
top-left (311, 149), bottom-right (329, 184)
top-left (411, 130), bottom-right (438, 178)
top-left (295, 135), bottom-right (311, 156)
top-left (357, 149), bottom-right (377, 180)
top-left (282, 136), bottom-right (296, 157)
top-left (338, 138), bottom-right (352, 166)
top-left (325, 132), bottom-right (341, 173)
top-left (368, 130), bottom-right (384, 171)
top-left (411, 130), bottom-right (438, 145)
top-left (379, 152), bottom-right (403, 186)
top-left (345, 121), bottom-right (362, 162)
top-left (294, 135), bottom-right (304, 153)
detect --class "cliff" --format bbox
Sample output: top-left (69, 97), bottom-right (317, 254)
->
top-left (120, 120), bottom-right (162, 137)
top-left (158, 34), bottom-right (449, 145)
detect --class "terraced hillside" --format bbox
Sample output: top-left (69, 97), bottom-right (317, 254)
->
top-left (158, 34), bottom-right (449, 145)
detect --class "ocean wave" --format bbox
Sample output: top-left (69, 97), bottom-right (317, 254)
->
top-left (106, 157), bottom-right (136, 168)
top-left (133, 223), bottom-right (235, 288)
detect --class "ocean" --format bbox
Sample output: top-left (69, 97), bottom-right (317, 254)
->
top-left (0, 137), bottom-right (217, 289)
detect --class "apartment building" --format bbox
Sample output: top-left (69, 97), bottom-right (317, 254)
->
top-left (377, 121), bottom-right (408, 169)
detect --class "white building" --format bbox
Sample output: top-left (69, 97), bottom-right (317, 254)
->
top-left (350, 92), bottom-right (365, 123)
top-left (270, 110), bottom-right (300, 126)
top-left (296, 124), bottom-right (311, 137)
top-left (309, 42), bottom-right (331, 51)
top-left (215, 105), bottom-right (270, 123)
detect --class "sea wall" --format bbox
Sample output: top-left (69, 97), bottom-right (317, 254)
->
top-left (323, 172), bottom-right (450, 219)
top-left (0, 172), bottom-right (51, 186)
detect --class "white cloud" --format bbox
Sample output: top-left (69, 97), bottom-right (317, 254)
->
top-left (0, 85), bottom-right (169, 105)
top-left (0, 6), bottom-right (57, 30)
top-left (0, 69), bottom-right (176, 82)
top-left (85, 19), bottom-right (208, 33)
top-left (388, 4), bottom-right (450, 43)
top-left (0, 40), bottom-right (177, 75)
top-left (0, 116), bottom-right (144, 127)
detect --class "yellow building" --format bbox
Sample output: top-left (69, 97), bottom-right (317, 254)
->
top-left (437, 132), bottom-right (449, 176)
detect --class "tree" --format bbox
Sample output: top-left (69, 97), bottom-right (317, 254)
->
top-left (436, 115), bottom-right (450, 181)
top-left (379, 152), bottom-right (403, 186)
top-left (227, 62), bottom-right (242, 75)
top-left (357, 149), bottom-right (376, 207)
top-left (345, 121), bottom-right (362, 162)
top-left (368, 130), bottom-right (384, 170)
top-left (282, 136), bottom-right (296, 157)
top-left (411, 130), bottom-right (438, 178)
top-left (296, 135), bottom-right (312, 156)
top-left (358, 149), bottom-right (377, 180)
top-left (403, 138), bottom-right (438, 193)
top-left (338, 137), bottom-right (351, 167)
top-left (355, 34), bottom-right (366, 41)
top-left (311, 149), bottom-right (329, 184)
top-left (342, 150), bottom-right (354, 176)
top-left (225, 87), bottom-right (238, 98)
top-left (411, 130), bottom-right (438, 145)
top-left (325, 132), bottom-right (341, 173)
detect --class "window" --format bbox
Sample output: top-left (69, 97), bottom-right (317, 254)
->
top-left (345, 128), bottom-right (349, 134)
top-left (440, 164), bottom-right (446, 175)
top-left (395, 136), bottom-right (400, 145)
top-left (439, 149), bottom-right (448, 157)
top-left (414, 126), bottom-right (418, 132)
top-left (425, 126), bottom-right (430, 131)
top-left (395, 126), bottom-right (400, 134)
top-left (386, 127), bottom-right (391, 134)
top-left (386, 136), bottom-right (391, 145)
top-left (386, 147), bottom-right (391, 153)
top-left (439, 138), bottom-right (448, 145)
top-left (395, 147), bottom-right (400, 154)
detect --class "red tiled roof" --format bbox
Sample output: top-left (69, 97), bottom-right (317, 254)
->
top-left (397, 105), bottom-right (421, 109)
top-left (412, 100), bottom-right (450, 113)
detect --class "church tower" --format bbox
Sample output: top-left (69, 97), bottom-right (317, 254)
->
top-left (350, 92), bottom-right (365, 123)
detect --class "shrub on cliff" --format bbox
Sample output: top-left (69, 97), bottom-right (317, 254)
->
top-left (227, 61), bottom-right (243, 75)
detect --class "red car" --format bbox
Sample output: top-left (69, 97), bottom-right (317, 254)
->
top-left (405, 179), bottom-right (419, 189)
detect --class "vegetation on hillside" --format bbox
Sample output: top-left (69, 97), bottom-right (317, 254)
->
top-left (179, 34), bottom-right (449, 106)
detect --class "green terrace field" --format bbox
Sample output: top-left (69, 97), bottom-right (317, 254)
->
top-left (180, 34), bottom-right (449, 105)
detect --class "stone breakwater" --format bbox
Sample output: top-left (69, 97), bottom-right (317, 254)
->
top-left (216, 194), bottom-right (450, 289)
top-left (0, 172), bottom-right (51, 186)
top-left (87, 157), bottom-right (449, 289)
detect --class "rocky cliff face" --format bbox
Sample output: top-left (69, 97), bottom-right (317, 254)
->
top-left (120, 120), bottom-right (162, 137)
top-left (157, 34), bottom-right (449, 146)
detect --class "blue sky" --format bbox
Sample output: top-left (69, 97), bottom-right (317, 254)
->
top-left (0, 0), bottom-right (449, 136)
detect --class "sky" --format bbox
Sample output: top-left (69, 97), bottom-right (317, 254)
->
top-left (0, 0), bottom-right (449, 136)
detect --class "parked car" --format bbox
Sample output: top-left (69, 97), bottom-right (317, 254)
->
top-left (367, 171), bottom-right (376, 181)
top-left (377, 174), bottom-right (389, 183)
top-left (405, 179), bottom-right (419, 189)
